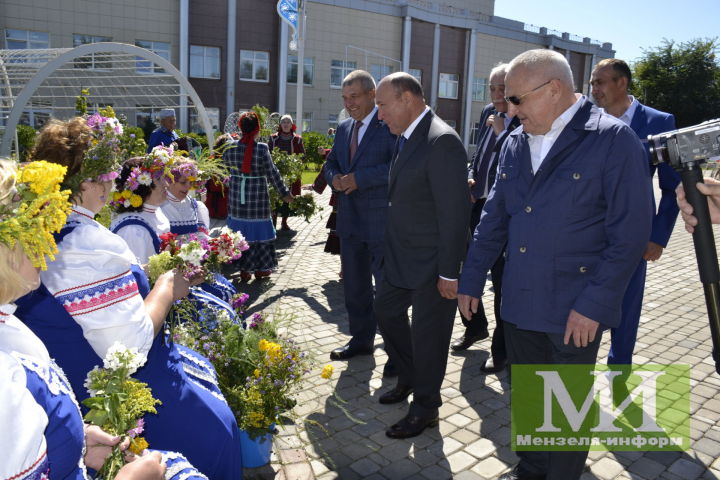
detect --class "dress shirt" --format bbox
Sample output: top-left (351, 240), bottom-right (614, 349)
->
top-left (617, 95), bottom-right (639, 126)
top-left (356, 106), bottom-right (378, 145)
top-left (527, 95), bottom-right (583, 173)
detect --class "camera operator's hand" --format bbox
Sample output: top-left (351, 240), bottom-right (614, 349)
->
top-left (676, 178), bottom-right (720, 233)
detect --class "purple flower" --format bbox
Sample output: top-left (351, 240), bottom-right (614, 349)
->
top-left (127, 419), bottom-right (145, 438)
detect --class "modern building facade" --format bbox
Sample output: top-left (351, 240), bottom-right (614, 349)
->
top-left (0, 0), bottom-right (614, 149)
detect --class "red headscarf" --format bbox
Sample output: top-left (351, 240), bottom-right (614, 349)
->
top-left (238, 112), bottom-right (260, 174)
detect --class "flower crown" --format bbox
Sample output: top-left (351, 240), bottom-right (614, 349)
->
top-left (170, 144), bottom-right (230, 196)
top-left (0, 161), bottom-right (72, 269)
top-left (63, 110), bottom-right (124, 194)
top-left (110, 146), bottom-right (177, 209)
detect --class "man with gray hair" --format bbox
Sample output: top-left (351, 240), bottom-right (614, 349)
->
top-left (451, 63), bottom-right (520, 376)
top-left (147, 108), bottom-right (179, 152)
top-left (323, 70), bottom-right (396, 372)
top-left (458, 49), bottom-right (653, 479)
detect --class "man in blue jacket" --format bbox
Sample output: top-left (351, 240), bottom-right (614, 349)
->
top-left (591, 58), bottom-right (679, 365)
top-left (458, 50), bottom-right (653, 480)
top-left (147, 108), bottom-right (179, 152)
top-left (323, 70), bottom-right (396, 370)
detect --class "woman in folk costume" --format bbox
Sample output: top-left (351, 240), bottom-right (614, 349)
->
top-left (160, 156), bottom-right (238, 303)
top-left (109, 151), bottom-right (238, 324)
top-left (14, 116), bottom-right (243, 479)
top-left (0, 159), bottom-right (207, 480)
top-left (223, 111), bottom-right (293, 281)
top-left (268, 114), bottom-right (304, 231)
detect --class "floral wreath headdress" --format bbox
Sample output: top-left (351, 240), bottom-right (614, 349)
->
top-left (170, 145), bottom-right (230, 196)
top-left (63, 110), bottom-right (124, 195)
top-left (111, 145), bottom-right (177, 209)
top-left (0, 161), bottom-right (72, 269)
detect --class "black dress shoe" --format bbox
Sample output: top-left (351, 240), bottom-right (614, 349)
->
top-left (382, 360), bottom-right (398, 377)
top-left (498, 466), bottom-right (546, 480)
top-left (450, 330), bottom-right (489, 351)
top-left (329, 343), bottom-right (373, 361)
top-left (480, 357), bottom-right (507, 374)
top-left (378, 384), bottom-right (413, 404)
top-left (386, 413), bottom-right (439, 439)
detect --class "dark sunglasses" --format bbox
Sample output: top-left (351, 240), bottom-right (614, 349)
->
top-left (504, 80), bottom-right (552, 106)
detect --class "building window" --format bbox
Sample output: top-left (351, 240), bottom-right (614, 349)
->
top-left (289, 111), bottom-right (313, 132)
top-left (287, 56), bottom-right (313, 85)
top-left (189, 108), bottom-right (221, 134)
top-left (190, 45), bottom-right (220, 79)
top-left (73, 34), bottom-right (112, 69)
top-left (240, 50), bottom-right (269, 82)
top-left (330, 60), bottom-right (357, 88)
top-left (135, 40), bottom-right (170, 74)
top-left (5, 29), bottom-right (49, 49)
top-left (328, 114), bottom-right (338, 129)
top-left (369, 64), bottom-right (393, 83)
top-left (470, 121), bottom-right (481, 145)
top-left (472, 77), bottom-right (487, 102)
top-left (439, 73), bottom-right (459, 99)
top-left (409, 68), bottom-right (422, 84)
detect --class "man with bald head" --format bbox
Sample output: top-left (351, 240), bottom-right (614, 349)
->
top-left (373, 72), bottom-right (470, 439)
top-left (458, 50), bottom-right (653, 479)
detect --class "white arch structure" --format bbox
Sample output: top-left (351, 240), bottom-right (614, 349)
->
top-left (0, 42), bottom-right (213, 157)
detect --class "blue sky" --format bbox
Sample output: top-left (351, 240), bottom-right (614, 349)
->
top-left (494, 0), bottom-right (720, 64)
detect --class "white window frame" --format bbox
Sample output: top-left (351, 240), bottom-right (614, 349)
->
top-left (470, 121), bottom-right (481, 146)
top-left (330, 60), bottom-right (357, 88)
top-left (189, 107), bottom-right (220, 134)
top-left (240, 50), bottom-right (269, 82)
top-left (287, 55), bottom-right (314, 86)
top-left (439, 73), bottom-right (459, 99)
top-left (409, 68), bottom-right (422, 84)
top-left (369, 64), bottom-right (393, 83)
top-left (289, 111), bottom-right (313, 132)
top-left (5, 29), bottom-right (49, 49)
top-left (190, 45), bottom-right (221, 79)
top-left (135, 40), bottom-right (170, 74)
top-left (73, 34), bottom-right (112, 70)
top-left (472, 76), bottom-right (488, 102)
top-left (328, 114), bottom-right (338, 129)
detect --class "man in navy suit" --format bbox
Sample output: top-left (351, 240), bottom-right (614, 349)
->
top-left (591, 58), bottom-right (679, 365)
top-left (323, 70), bottom-right (396, 367)
top-left (459, 50), bottom-right (652, 480)
top-left (451, 63), bottom-right (520, 375)
top-left (374, 73), bottom-right (470, 439)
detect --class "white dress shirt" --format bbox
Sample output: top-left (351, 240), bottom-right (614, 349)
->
top-left (356, 106), bottom-right (378, 145)
top-left (527, 95), bottom-right (583, 174)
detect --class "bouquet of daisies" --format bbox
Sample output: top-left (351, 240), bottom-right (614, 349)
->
top-left (82, 342), bottom-right (161, 479)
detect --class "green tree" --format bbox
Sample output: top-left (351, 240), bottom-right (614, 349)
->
top-left (631, 38), bottom-right (720, 128)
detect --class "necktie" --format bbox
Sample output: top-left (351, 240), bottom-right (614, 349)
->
top-left (349, 120), bottom-right (363, 162)
top-left (475, 130), bottom-right (498, 198)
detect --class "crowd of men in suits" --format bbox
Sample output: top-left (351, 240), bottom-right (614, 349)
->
top-left (320, 48), bottom-right (679, 480)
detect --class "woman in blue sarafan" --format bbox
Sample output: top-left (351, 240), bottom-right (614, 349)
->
top-left (14, 117), bottom-right (243, 479)
top-left (160, 157), bottom-right (237, 303)
top-left (109, 154), bottom-right (240, 329)
top-left (0, 159), bottom-right (208, 480)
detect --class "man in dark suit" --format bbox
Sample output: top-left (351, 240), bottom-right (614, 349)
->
top-left (590, 58), bottom-right (679, 365)
top-left (323, 70), bottom-right (396, 369)
top-left (451, 63), bottom-right (520, 375)
top-left (459, 50), bottom-right (652, 480)
top-left (373, 72), bottom-right (470, 439)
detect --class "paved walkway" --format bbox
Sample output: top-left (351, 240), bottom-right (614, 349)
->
top-left (235, 187), bottom-right (720, 480)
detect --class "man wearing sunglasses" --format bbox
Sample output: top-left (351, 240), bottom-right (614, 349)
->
top-left (458, 49), bottom-right (653, 480)
top-left (451, 63), bottom-right (520, 376)
top-left (590, 58), bottom-right (679, 367)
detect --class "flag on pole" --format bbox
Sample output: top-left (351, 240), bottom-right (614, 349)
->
top-left (277, 0), bottom-right (299, 50)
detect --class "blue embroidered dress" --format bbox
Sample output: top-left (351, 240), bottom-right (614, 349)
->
top-left (0, 304), bottom-right (209, 480)
top-left (14, 207), bottom-right (242, 479)
top-left (161, 193), bottom-right (238, 301)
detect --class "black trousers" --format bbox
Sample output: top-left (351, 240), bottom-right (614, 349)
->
top-left (374, 277), bottom-right (456, 418)
top-left (461, 199), bottom-right (506, 361)
top-left (504, 322), bottom-right (603, 480)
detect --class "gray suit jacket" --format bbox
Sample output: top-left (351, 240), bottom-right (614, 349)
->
top-left (384, 110), bottom-right (471, 289)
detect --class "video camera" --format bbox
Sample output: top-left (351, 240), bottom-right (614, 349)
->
top-left (648, 118), bottom-right (720, 374)
top-left (648, 118), bottom-right (720, 168)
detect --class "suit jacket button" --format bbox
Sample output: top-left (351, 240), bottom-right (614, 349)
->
top-left (501, 173), bottom-right (507, 179)
top-left (579, 266), bottom-right (588, 273)
top-left (524, 206), bottom-right (532, 213)
top-left (388, 202), bottom-right (392, 206)
top-left (573, 172), bottom-right (581, 180)
top-left (519, 246), bottom-right (527, 253)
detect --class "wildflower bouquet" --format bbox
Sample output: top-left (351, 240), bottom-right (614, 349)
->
top-left (204, 227), bottom-right (249, 272)
top-left (289, 193), bottom-right (322, 222)
top-left (82, 342), bottom-right (161, 480)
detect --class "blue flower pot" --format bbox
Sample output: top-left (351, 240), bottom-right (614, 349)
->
top-left (239, 428), bottom-right (273, 468)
